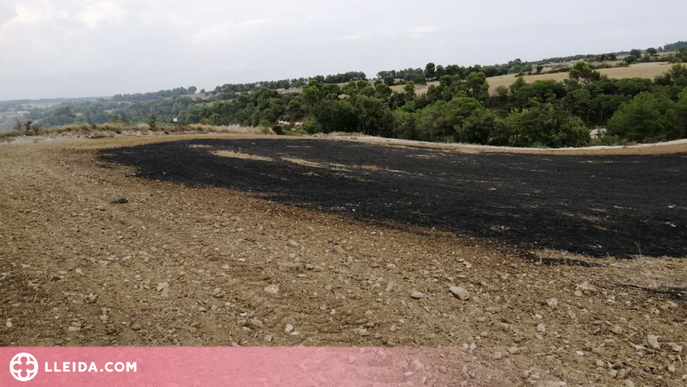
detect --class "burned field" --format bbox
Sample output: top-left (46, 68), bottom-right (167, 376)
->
top-left (102, 138), bottom-right (687, 259)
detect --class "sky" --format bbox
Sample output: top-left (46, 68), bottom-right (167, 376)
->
top-left (0, 0), bottom-right (685, 101)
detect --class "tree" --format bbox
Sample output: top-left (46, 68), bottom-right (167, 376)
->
top-left (350, 95), bottom-right (394, 137)
top-left (647, 47), bottom-right (658, 56)
top-left (188, 86), bottom-right (198, 94)
top-left (403, 81), bottom-right (416, 101)
top-left (497, 103), bottom-right (590, 148)
top-left (607, 92), bottom-right (680, 142)
top-left (465, 72), bottom-right (490, 101)
top-left (536, 64), bottom-right (544, 74)
top-left (568, 62), bottom-right (601, 86)
top-left (311, 100), bottom-right (358, 133)
top-left (416, 97), bottom-right (496, 143)
top-left (676, 89), bottom-right (687, 137)
top-left (624, 55), bottom-right (638, 65)
top-left (424, 63), bottom-right (436, 80)
top-left (391, 110), bottom-right (417, 140)
top-left (629, 49), bottom-right (642, 58)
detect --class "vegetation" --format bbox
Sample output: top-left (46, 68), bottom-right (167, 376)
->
top-left (4, 40), bottom-right (687, 148)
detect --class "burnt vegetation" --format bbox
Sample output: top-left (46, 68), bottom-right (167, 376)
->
top-left (102, 139), bottom-right (687, 259)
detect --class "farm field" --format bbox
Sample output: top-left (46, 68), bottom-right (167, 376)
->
top-left (1, 135), bottom-right (686, 386)
top-left (390, 62), bottom-right (677, 95)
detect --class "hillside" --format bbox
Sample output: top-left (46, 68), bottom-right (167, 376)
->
top-left (390, 62), bottom-right (677, 95)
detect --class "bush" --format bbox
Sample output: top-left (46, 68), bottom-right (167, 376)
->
top-left (674, 89), bottom-right (687, 137)
top-left (311, 100), bottom-right (358, 133)
top-left (416, 97), bottom-right (496, 143)
top-left (497, 104), bottom-right (590, 148)
top-left (391, 111), bottom-right (417, 140)
top-left (606, 92), bottom-right (681, 142)
top-left (301, 118), bottom-right (322, 134)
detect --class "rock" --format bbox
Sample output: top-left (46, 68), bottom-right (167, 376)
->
top-left (668, 365), bottom-right (676, 373)
top-left (624, 380), bottom-right (635, 387)
top-left (577, 282), bottom-right (597, 293)
top-left (5, 321), bottom-right (11, 328)
top-left (546, 298), bottom-right (558, 308)
top-left (385, 282), bottom-right (395, 292)
top-left (647, 334), bottom-right (661, 349)
top-left (536, 324), bottom-right (546, 333)
top-left (264, 335), bottom-right (273, 343)
top-left (284, 324), bottom-right (294, 333)
top-left (354, 327), bottom-right (370, 337)
top-left (609, 369), bottom-right (618, 378)
top-left (264, 284), bottom-right (280, 295)
top-left (611, 325), bottom-right (623, 335)
top-left (156, 282), bottom-right (169, 292)
top-left (287, 239), bottom-right (299, 247)
top-left (410, 291), bottom-right (425, 300)
top-left (668, 342), bottom-right (683, 353)
top-left (67, 326), bottom-right (81, 332)
top-left (493, 352), bottom-right (503, 360)
top-left (575, 351), bottom-right (585, 356)
top-left (507, 347), bottom-right (520, 355)
top-left (131, 323), bottom-right (142, 331)
top-left (249, 318), bottom-right (264, 329)
top-left (595, 360), bottom-right (605, 367)
top-left (449, 286), bottom-right (470, 301)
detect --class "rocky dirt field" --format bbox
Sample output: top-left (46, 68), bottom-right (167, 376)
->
top-left (1, 135), bottom-right (686, 387)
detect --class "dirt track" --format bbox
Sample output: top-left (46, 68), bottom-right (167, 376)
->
top-left (1, 135), bottom-right (686, 387)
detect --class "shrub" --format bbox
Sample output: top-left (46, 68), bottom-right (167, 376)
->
top-left (498, 104), bottom-right (590, 148)
top-left (416, 97), bottom-right (496, 144)
top-left (391, 110), bottom-right (417, 140)
top-left (606, 92), bottom-right (681, 142)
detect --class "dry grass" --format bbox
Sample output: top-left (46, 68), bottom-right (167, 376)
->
top-left (344, 136), bottom-right (687, 156)
top-left (0, 123), bottom-right (271, 143)
top-left (212, 150), bottom-right (274, 161)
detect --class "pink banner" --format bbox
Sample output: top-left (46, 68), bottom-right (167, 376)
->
top-left (1, 347), bottom-right (503, 386)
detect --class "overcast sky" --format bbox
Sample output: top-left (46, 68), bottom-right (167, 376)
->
top-left (1, 0), bottom-right (685, 101)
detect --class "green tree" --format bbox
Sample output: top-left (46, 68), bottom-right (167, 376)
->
top-left (607, 92), bottom-right (680, 142)
top-left (424, 62), bottom-right (436, 80)
top-left (403, 81), bottom-right (416, 101)
top-left (391, 110), bottom-right (417, 140)
top-left (497, 104), bottom-right (590, 148)
top-left (624, 55), bottom-right (638, 65)
top-left (350, 95), bottom-right (394, 137)
top-left (311, 100), bottom-right (358, 133)
top-left (647, 47), bottom-right (658, 56)
top-left (416, 97), bottom-right (496, 143)
top-left (568, 62), bottom-right (601, 86)
top-left (676, 89), bottom-right (687, 137)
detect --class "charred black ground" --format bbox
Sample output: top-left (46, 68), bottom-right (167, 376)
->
top-left (101, 138), bottom-right (687, 258)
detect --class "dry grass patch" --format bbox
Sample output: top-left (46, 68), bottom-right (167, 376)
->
top-left (212, 150), bottom-right (273, 161)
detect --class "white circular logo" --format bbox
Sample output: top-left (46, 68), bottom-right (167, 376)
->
top-left (9, 353), bottom-right (38, 382)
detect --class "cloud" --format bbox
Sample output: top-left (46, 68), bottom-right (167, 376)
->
top-left (192, 18), bottom-right (270, 43)
top-left (0, 1), bottom-right (67, 34)
top-left (340, 25), bottom-right (438, 40)
top-left (76, 2), bottom-right (124, 28)
top-left (405, 25), bottom-right (438, 39)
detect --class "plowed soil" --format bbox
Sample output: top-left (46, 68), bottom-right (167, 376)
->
top-left (1, 135), bottom-right (686, 387)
